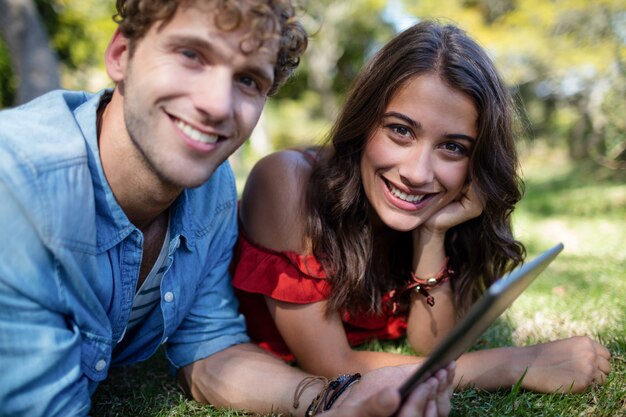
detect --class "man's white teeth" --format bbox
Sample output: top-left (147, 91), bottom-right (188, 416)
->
top-left (175, 120), bottom-right (218, 144)
top-left (389, 183), bottom-right (425, 203)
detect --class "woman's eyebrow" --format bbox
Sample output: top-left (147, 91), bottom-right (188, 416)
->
top-left (383, 111), bottom-right (476, 142)
top-left (445, 133), bottom-right (476, 142)
top-left (383, 111), bottom-right (421, 130)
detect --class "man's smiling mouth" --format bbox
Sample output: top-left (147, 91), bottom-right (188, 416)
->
top-left (174, 119), bottom-right (219, 144)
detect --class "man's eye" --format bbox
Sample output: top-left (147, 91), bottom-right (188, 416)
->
top-left (241, 76), bottom-right (254, 86)
top-left (181, 49), bottom-right (199, 61)
top-left (240, 76), bottom-right (259, 91)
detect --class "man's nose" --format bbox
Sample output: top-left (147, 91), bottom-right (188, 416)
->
top-left (193, 67), bottom-right (234, 123)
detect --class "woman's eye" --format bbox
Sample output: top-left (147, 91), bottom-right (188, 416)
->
top-left (442, 142), bottom-right (467, 154)
top-left (390, 125), bottom-right (411, 138)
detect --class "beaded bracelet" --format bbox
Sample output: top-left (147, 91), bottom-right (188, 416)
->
top-left (407, 256), bottom-right (454, 307)
top-left (293, 373), bottom-right (362, 416)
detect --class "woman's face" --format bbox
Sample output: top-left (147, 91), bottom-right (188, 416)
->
top-left (360, 73), bottom-right (478, 232)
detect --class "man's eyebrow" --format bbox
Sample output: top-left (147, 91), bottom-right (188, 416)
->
top-left (382, 111), bottom-right (476, 142)
top-left (166, 34), bottom-right (274, 86)
top-left (166, 34), bottom-right (212, 52)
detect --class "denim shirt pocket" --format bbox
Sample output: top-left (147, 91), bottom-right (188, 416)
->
top-left (80, 330), bottom-right (112, 382)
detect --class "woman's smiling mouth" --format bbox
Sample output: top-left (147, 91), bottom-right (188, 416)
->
top-left (384, 178), bottom-right (433, 204)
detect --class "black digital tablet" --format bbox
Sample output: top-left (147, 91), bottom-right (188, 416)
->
top-left (398, 242), bottom-right (564, 400)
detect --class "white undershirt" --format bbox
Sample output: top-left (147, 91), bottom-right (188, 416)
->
top-left (126, 221), bottom-right (171, 331)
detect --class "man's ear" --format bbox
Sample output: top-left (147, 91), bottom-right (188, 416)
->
top-left (105, 28), bottom-right (130, 83)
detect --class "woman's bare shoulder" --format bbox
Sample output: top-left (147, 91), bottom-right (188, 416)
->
top-left (240, 149), bottom-right (316, 253)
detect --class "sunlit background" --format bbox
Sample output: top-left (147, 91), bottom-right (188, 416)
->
top-left (1, 0), bottom-right (624, 176)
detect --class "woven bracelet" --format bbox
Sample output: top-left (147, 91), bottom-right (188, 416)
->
top-left (294, 373), bottom-right (362, 417)
top-left (322, 373), bottom-right (362, 411)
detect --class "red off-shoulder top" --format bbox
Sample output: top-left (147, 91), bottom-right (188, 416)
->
top-left (231, 232), bottom-right (409, 362)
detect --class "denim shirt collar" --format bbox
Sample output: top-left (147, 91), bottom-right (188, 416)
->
top-left (74, 90), bottom-right (195, 253)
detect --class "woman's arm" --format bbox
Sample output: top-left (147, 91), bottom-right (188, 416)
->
top-left (270, 293), bottom-right (611, 393)
top-left (405, 240), bottom-right (611, 392)
top-left (407, 182), bottom-right (483, 353)
top-left (407, 291), bottom-right (611, 392)
top-left (405, 281), bottom-right (456, 355)
top-left (453, 336), bottom-right (611, 392)
top-left (406, 230), bottom-right (457, 355)
top-left (267, 297), bottom-right (424, 377)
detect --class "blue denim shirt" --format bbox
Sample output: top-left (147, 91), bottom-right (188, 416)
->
top-left (0, 90), bottom-right (250, 416)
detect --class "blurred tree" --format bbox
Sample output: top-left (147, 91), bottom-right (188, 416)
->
top-left (0, 0), bottom-right (115, 108)
top-left (263, 0), bottom-right (395, 151)
top-left (0, 0), bottom-right (60, 105)
top-left (44, 0), bottom-right (116, 91)
top-left (0, 31), bottom-right (16, 106)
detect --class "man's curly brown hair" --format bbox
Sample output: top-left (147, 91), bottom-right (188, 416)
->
top-left (114, 0), bottom-right (307, 95)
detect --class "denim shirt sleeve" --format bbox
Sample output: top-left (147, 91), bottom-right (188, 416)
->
top-left (0, 91), bottom-right (107, 417)
top-left (0, 180), bottom-right (92, 416)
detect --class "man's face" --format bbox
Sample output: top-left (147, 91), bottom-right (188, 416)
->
top-left (116, 3), bottom-right (278, 189)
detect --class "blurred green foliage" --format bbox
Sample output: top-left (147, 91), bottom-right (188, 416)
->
top-left (0, 39), bottom-right (15, 106)
top-left (399, 0), bottom-right (626, 170)
top-left (0, 0), bottom-right (115, 107)
top-left (263, 0), bottom-right (395, 149)
top-left (35, 0), bottom-right (95, 70)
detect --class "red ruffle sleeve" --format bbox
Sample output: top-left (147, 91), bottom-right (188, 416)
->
top-left (231, 231), bottom-right (331, 302)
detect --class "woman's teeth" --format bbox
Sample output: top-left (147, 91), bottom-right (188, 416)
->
top-left (175, 119), bottom-right (218, 144)
top-left (388, 182), bottom-right (426, 203)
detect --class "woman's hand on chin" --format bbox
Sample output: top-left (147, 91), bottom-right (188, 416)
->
top-left (422, 183), bottom-right (484, 236)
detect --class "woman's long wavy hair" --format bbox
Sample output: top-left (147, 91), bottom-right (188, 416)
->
top-left (306, 20), bottom-right (526, 317)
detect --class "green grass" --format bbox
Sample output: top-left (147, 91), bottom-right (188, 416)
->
top-left (92, 147), bottom-right (626, 416)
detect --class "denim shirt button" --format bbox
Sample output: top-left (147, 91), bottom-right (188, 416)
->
top-left (95, 359), bottom-right (107, 372)
top-left (164, 291), bottom-right (174, 302)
